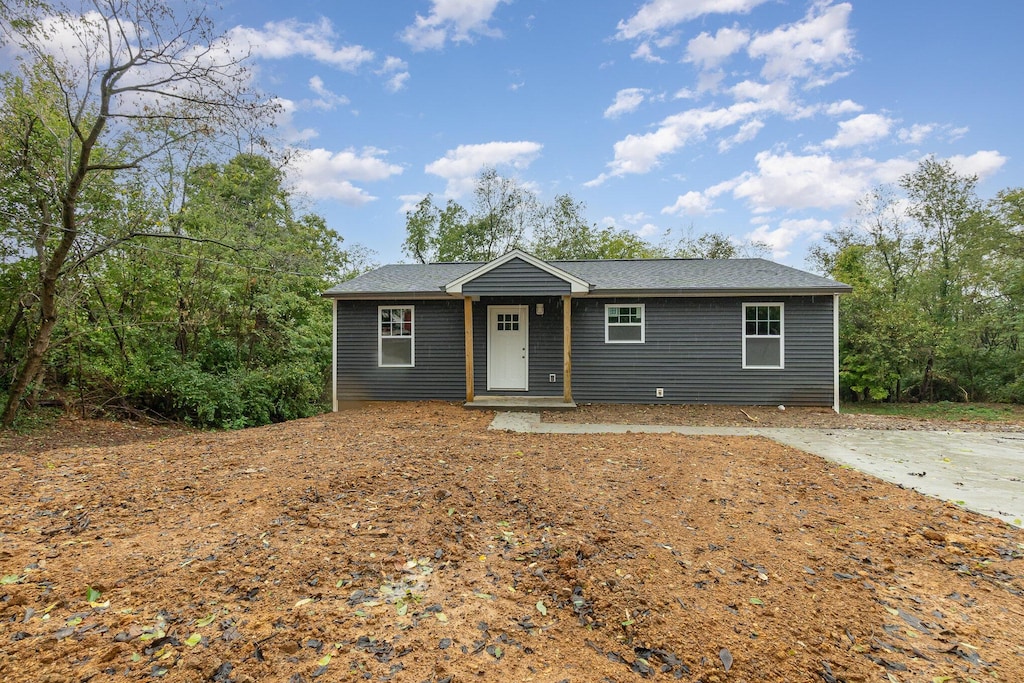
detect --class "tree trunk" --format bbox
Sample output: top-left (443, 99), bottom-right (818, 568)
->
top-left (2, 158), bottom-right (88, 426)
top-left (921, 354), bottom-right (935, 402)
top-left (1, 277), bottom-right (59, 426)
top-left (0, 302), bottom-right (28, 380)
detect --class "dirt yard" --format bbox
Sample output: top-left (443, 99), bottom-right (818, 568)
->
top-left (0, 402), bottom-right (1021, 683)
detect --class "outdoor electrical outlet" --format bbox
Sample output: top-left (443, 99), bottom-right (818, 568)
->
top-left (549, 373), bottom-right (557, 383)
top-left (655, 387), bottom-right (664, 398)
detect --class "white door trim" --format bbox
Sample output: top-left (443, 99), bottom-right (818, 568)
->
top-left (487, 305), bottom-right (529, 391)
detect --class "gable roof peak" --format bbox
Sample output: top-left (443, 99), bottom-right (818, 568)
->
top-left (444, 249), bottom-right (591, 295)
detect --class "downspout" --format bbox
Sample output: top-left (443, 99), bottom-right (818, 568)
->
top-left (332, 298), bottom-right (338, 412)
top-left (833, 293), bottom-right (840, 414)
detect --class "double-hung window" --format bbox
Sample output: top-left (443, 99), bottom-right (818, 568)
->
top-left (742, 303), bottom-right (783, 368)
top-left (379, 306), bottom-right (414, 367)
top-left (605, 304), bottom-right (645, 343)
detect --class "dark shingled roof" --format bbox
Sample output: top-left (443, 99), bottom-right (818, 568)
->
top-left (323, 257), bottom-right (850, 297)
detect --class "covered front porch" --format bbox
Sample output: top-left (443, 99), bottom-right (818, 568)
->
top-left (444, 250), bottom-right (589, 407)
top-left (460, 294), bottom-right (575, 405)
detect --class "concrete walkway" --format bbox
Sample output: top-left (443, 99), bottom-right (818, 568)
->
top-left (490, 412), bottom-right (1024, 526)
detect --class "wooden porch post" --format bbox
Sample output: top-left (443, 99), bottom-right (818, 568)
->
top-left (562, 295), bottom-right (572, 403)
top-left (464, 297), bottom-right (474, 402)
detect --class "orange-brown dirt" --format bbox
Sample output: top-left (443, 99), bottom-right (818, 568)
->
top-left (0, 402), bottom-right (1021, 683)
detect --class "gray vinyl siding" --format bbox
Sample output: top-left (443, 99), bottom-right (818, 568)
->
top-left (571, 296), bottom-right (834, 406)
top-left (471, 296), bottom-right (565, 397)
top-left (462, 258), bottom-right (571, 296)
top-left (335, 299), bottom-right (465, 401)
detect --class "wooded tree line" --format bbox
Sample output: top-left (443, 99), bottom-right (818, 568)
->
top-left (2, 2), bottom-right (1022, 430)
top-left (0, 0), bottom-right (359, 427)
top-left (402, 168), bottom-right (767, 263)
top-left (811, 159), bottom-right (1024, 403)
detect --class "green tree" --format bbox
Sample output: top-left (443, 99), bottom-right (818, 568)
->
top-left (902, 158), bottom-right (983, 321)
top-left (403, 169), bottom-right (543, 262)
top-left (531, 194), bottom-right (662, 260)
top-left (470, 168), bottom-right (535, 259)
top-left (402, 194), bottom-right (439, 264)
top-left (54, 154), bottom-right (359, 427)
top-left (530, 194), bottom-right (593, 259)
top-left (812, 160), bottom-right (1020, 404)
top-left (900, 158), bottom-right (1005, 400)
top-left (0, 0), bottom-right (274, 426)
top-left (668, 229), bottom-right (769, 259)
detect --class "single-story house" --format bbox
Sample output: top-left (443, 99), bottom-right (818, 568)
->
top-left (322, 249), bottom-right (852, 411)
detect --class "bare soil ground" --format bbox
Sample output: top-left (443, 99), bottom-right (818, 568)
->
top-left (1, 402), bottom-right (1022, 683)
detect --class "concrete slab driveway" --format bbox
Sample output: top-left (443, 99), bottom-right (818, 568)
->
top-left (490, 412), bottom-right (1024, 526)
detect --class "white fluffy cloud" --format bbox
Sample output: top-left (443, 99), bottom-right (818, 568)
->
top-left (425, 141), bottom-right (543, 196)
top-left (616, 0), bottom-right (770, 40)
top-left (306, 76), bottom-right (350, 111)
top-left (731, 151), bottom-right (916, 213)
top-left (898, 123), bottom-right (935, 145)
top-left (587, 106), bottom-right (740, 183)
top-left (287, 147), bottom-right (403, 205)
top-left (377, 56), bottom-right (411, 92)
top-left (747, 3), bottom-right (855, 85)
top-left (825, 99), bottom-right (864, 116)
top-left (822, 113), bottom-right (893, 149)
top-left (604, 88), bottom-right (649, 119)
top-left (746, 218), bottom-right (833, 259)
top-left (636, 223), bottom-right (661, 238)
top-left (402, 0), bottom-right (510, 51)
top-left (397, 194), bottom-right (427, 215)
top-left (662, 190), bottom-right (715, 216)
top-left (685, 26), bottom-right (750, 70)
top-left (631, 42), bottom-right (667, 63)
top-left (229, 18), bottom-right (374, 72)
top-left (718, 119), bottom-right (764, 151)
top-left (947, 150), bottom-right (1007, 180)
top-left (272, 97), bottom-right (318, 143)
top-left (588, 88), bottom-right (803, 184)
top-left (596, 3), bottom-right (859, 185)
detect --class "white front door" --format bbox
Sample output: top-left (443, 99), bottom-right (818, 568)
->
top-left (487, 305), bottom-right (528, 391)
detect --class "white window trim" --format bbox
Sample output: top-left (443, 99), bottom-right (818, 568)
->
top-left (742, 302), bottom-right (784, 369)
top-left (378, 305), bottom-right (415, 368)
top-left (604, 303), bottom-right (645, 344)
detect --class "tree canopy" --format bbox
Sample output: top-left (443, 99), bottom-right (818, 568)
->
top-left (0, 0), bottom-right (349, 427)
top-left (811, 158), bottom-right (1022, 403)
top-left (402, 168), bottom-right (764, 263)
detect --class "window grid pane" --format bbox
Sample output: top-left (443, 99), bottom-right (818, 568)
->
top-left (496, 313), bottom-right (520, 332)
top-left (379, 307), bottom-right (413, 367)
top-left (381, 308), bottom-right (412, 337)
top-left (743, 303), bottom-right (782, 369)
top-left (745, 305), bottom-right (781, 337)
top-left (606, 304), bottom-right (644, 343)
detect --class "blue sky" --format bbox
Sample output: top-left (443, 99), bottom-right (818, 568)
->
top-left (19, 1), bottom-right (1024, 268)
